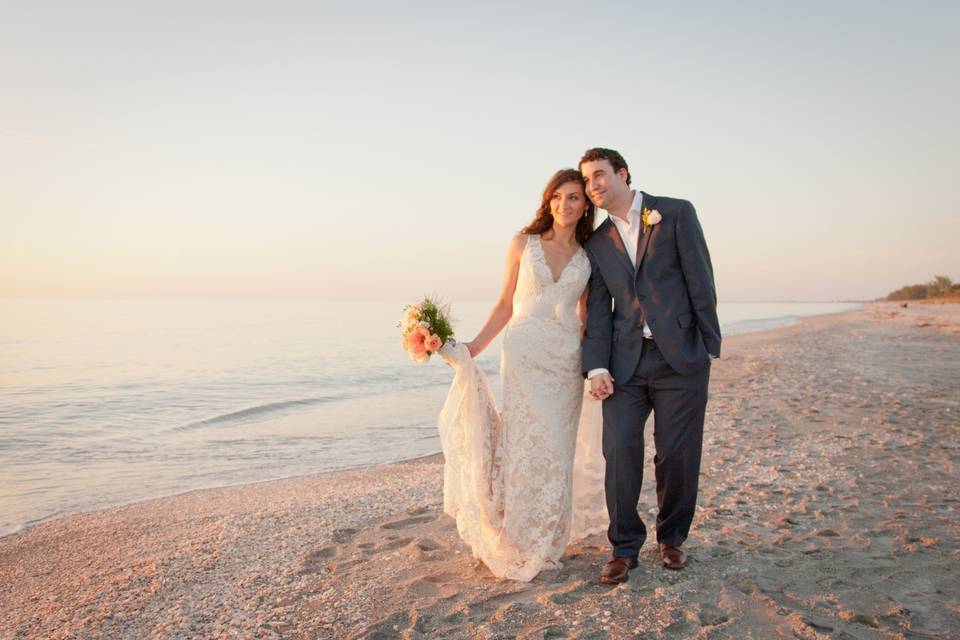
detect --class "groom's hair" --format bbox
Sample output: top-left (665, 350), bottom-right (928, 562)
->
top-left (579, 148), bottom-right (631, 186)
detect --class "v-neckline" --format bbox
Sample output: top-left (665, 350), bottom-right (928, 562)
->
top-left (533, 234), bottom-right (582, 284)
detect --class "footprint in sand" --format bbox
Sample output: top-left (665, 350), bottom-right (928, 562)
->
top-left (466, 592), bottom-right (540, 623)
top-left (697, 603), bottom-right (730, 627)
top-left (405, 577), bottom-right (440, 598)
top-left (535, 625), bottom-right (570, 639)
top-left (297, 546), bottom-right (337, 574)
top-left (331, 527), bottom-right (359, 543)
top-left (547, 580), bottom-right (602, 605)
top-left (381, 515), bottom-right (437, 530)
top-left (363, 610), bottom-right (413, 639)
top-left (376, 537), bottom-right (413, 553)
top-left (422, 572), bottom-right (457, 584)
top-left (441, 609), bottom-right (466, 625)
top-left (306, 546), bottom-right (337, 560)
top-left (415, 538), bottom-right (442, 552)
top-left (703, 546), bottom-right (734, 560)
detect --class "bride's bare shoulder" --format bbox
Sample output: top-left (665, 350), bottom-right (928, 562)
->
top-left (508, 233), bottom-right (530, 255)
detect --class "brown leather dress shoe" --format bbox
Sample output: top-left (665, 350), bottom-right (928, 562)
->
top-left (659, 543), bottom-right (687, 570)
top-left (599, 556), bottom-right (639, 584)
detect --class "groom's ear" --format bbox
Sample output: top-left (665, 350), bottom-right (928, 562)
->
top-left (617, 167), bottom-right (629, 184)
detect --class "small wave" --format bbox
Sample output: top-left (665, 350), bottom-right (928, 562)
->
top-left (173, 397), bottom-right (335, 432)
top-left (722, 315), bottom-right (799, 336)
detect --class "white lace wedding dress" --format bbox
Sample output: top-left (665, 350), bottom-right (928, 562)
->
top-left (438, 234), bottom-right (607, 581)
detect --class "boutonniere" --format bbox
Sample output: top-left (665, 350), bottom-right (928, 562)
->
top-left (642, 207), bottom-right (661, 233)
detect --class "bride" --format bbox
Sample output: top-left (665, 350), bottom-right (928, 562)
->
top-left (438, 168), bottom-right (606, 581)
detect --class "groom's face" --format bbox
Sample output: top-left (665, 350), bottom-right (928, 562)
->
top-left (581, 159), bottom-right (629, 210)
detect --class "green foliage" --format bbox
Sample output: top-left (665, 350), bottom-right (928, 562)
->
top-left (927, 275), bottom-right (953, 298)
top-left (887, 284), bottom-right (929, 300)
top-left (398, 297), bottom-right (455, 343)
top-left (417, 297), bottom-right (455, 343)
top-left (886, 275), bottom-right (954, 300)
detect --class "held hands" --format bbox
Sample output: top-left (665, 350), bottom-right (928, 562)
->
top-left (589, 372), bottom-right (614, 400)
top-left (465, 341), bottom-right (481, 358)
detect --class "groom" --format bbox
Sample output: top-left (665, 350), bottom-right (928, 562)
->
top-left (580, 147), bottom-right (720, 583)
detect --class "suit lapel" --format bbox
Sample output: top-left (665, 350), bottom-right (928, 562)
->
top-left (602, 218), bottom-right (636, 278)
top-left (635, 192), bottom-right (657, 272)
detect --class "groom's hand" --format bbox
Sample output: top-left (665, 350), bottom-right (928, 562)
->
top-left (590, 373), bottom-right (614, 400)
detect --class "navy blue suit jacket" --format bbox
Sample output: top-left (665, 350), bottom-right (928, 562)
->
top-left (582, 192), bottom-right (721, 380)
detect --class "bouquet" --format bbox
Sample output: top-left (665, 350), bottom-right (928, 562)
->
top-left (399, 297), bottom-right (455, 363)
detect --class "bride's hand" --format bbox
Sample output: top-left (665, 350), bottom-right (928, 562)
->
top-left (465, 341), bottom-right (481, 358)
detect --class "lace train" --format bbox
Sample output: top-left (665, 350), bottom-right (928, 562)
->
top-left (438, 341), bottom-right (606, 581)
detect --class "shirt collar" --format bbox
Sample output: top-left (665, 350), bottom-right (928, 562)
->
top-left (608, 190), bottom-right (643, 227)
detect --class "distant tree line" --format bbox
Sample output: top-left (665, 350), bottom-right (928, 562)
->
top-left (886, 275), bottom-right (959, 300)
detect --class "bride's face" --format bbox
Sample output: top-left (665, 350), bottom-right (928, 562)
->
top-left (550, 181), bottom-right (588, 229)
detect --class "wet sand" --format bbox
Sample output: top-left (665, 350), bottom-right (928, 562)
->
top-left (2, 305), bottom-right (959, 639)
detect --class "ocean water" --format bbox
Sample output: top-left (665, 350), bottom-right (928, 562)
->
top-left (0, 298), bottom-right (860, 537)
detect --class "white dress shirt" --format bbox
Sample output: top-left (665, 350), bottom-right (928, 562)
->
top-left (587, 190), bottom-right (652, 380)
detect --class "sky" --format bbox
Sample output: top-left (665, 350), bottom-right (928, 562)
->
top-left (2, 1), bottom-right (958, 302)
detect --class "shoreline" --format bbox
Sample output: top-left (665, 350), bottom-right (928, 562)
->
top-left (1, 307), bottom-right (865, 543)
top-left (0, 450), bottom-right (448, 544)
top-left (3, 304), bottom-right (959, 638)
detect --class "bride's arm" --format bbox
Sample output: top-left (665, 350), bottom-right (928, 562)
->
top-left (577, 289), bottom-right (588, 337)
top-left (465, 234), bottom-right (525, 358)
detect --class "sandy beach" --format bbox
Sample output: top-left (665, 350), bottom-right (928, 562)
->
top-left (2, 304), bottom-right (958, 640)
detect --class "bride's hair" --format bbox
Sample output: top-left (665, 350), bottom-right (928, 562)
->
top-left (521, 168), bottom-right (595, 244)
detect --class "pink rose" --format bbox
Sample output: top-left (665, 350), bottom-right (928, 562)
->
top-left (425, 334), bottom-right (442, 352)
top-left (418, 325), bottom-right (432, 339)
top-left (409, 341), bottom-right (428, 361)
top-left (402, 332), bottom-right (424, 354)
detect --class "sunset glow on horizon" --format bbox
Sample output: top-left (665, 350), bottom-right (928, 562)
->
top-left (2, 2), bottom-right (958, 303)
